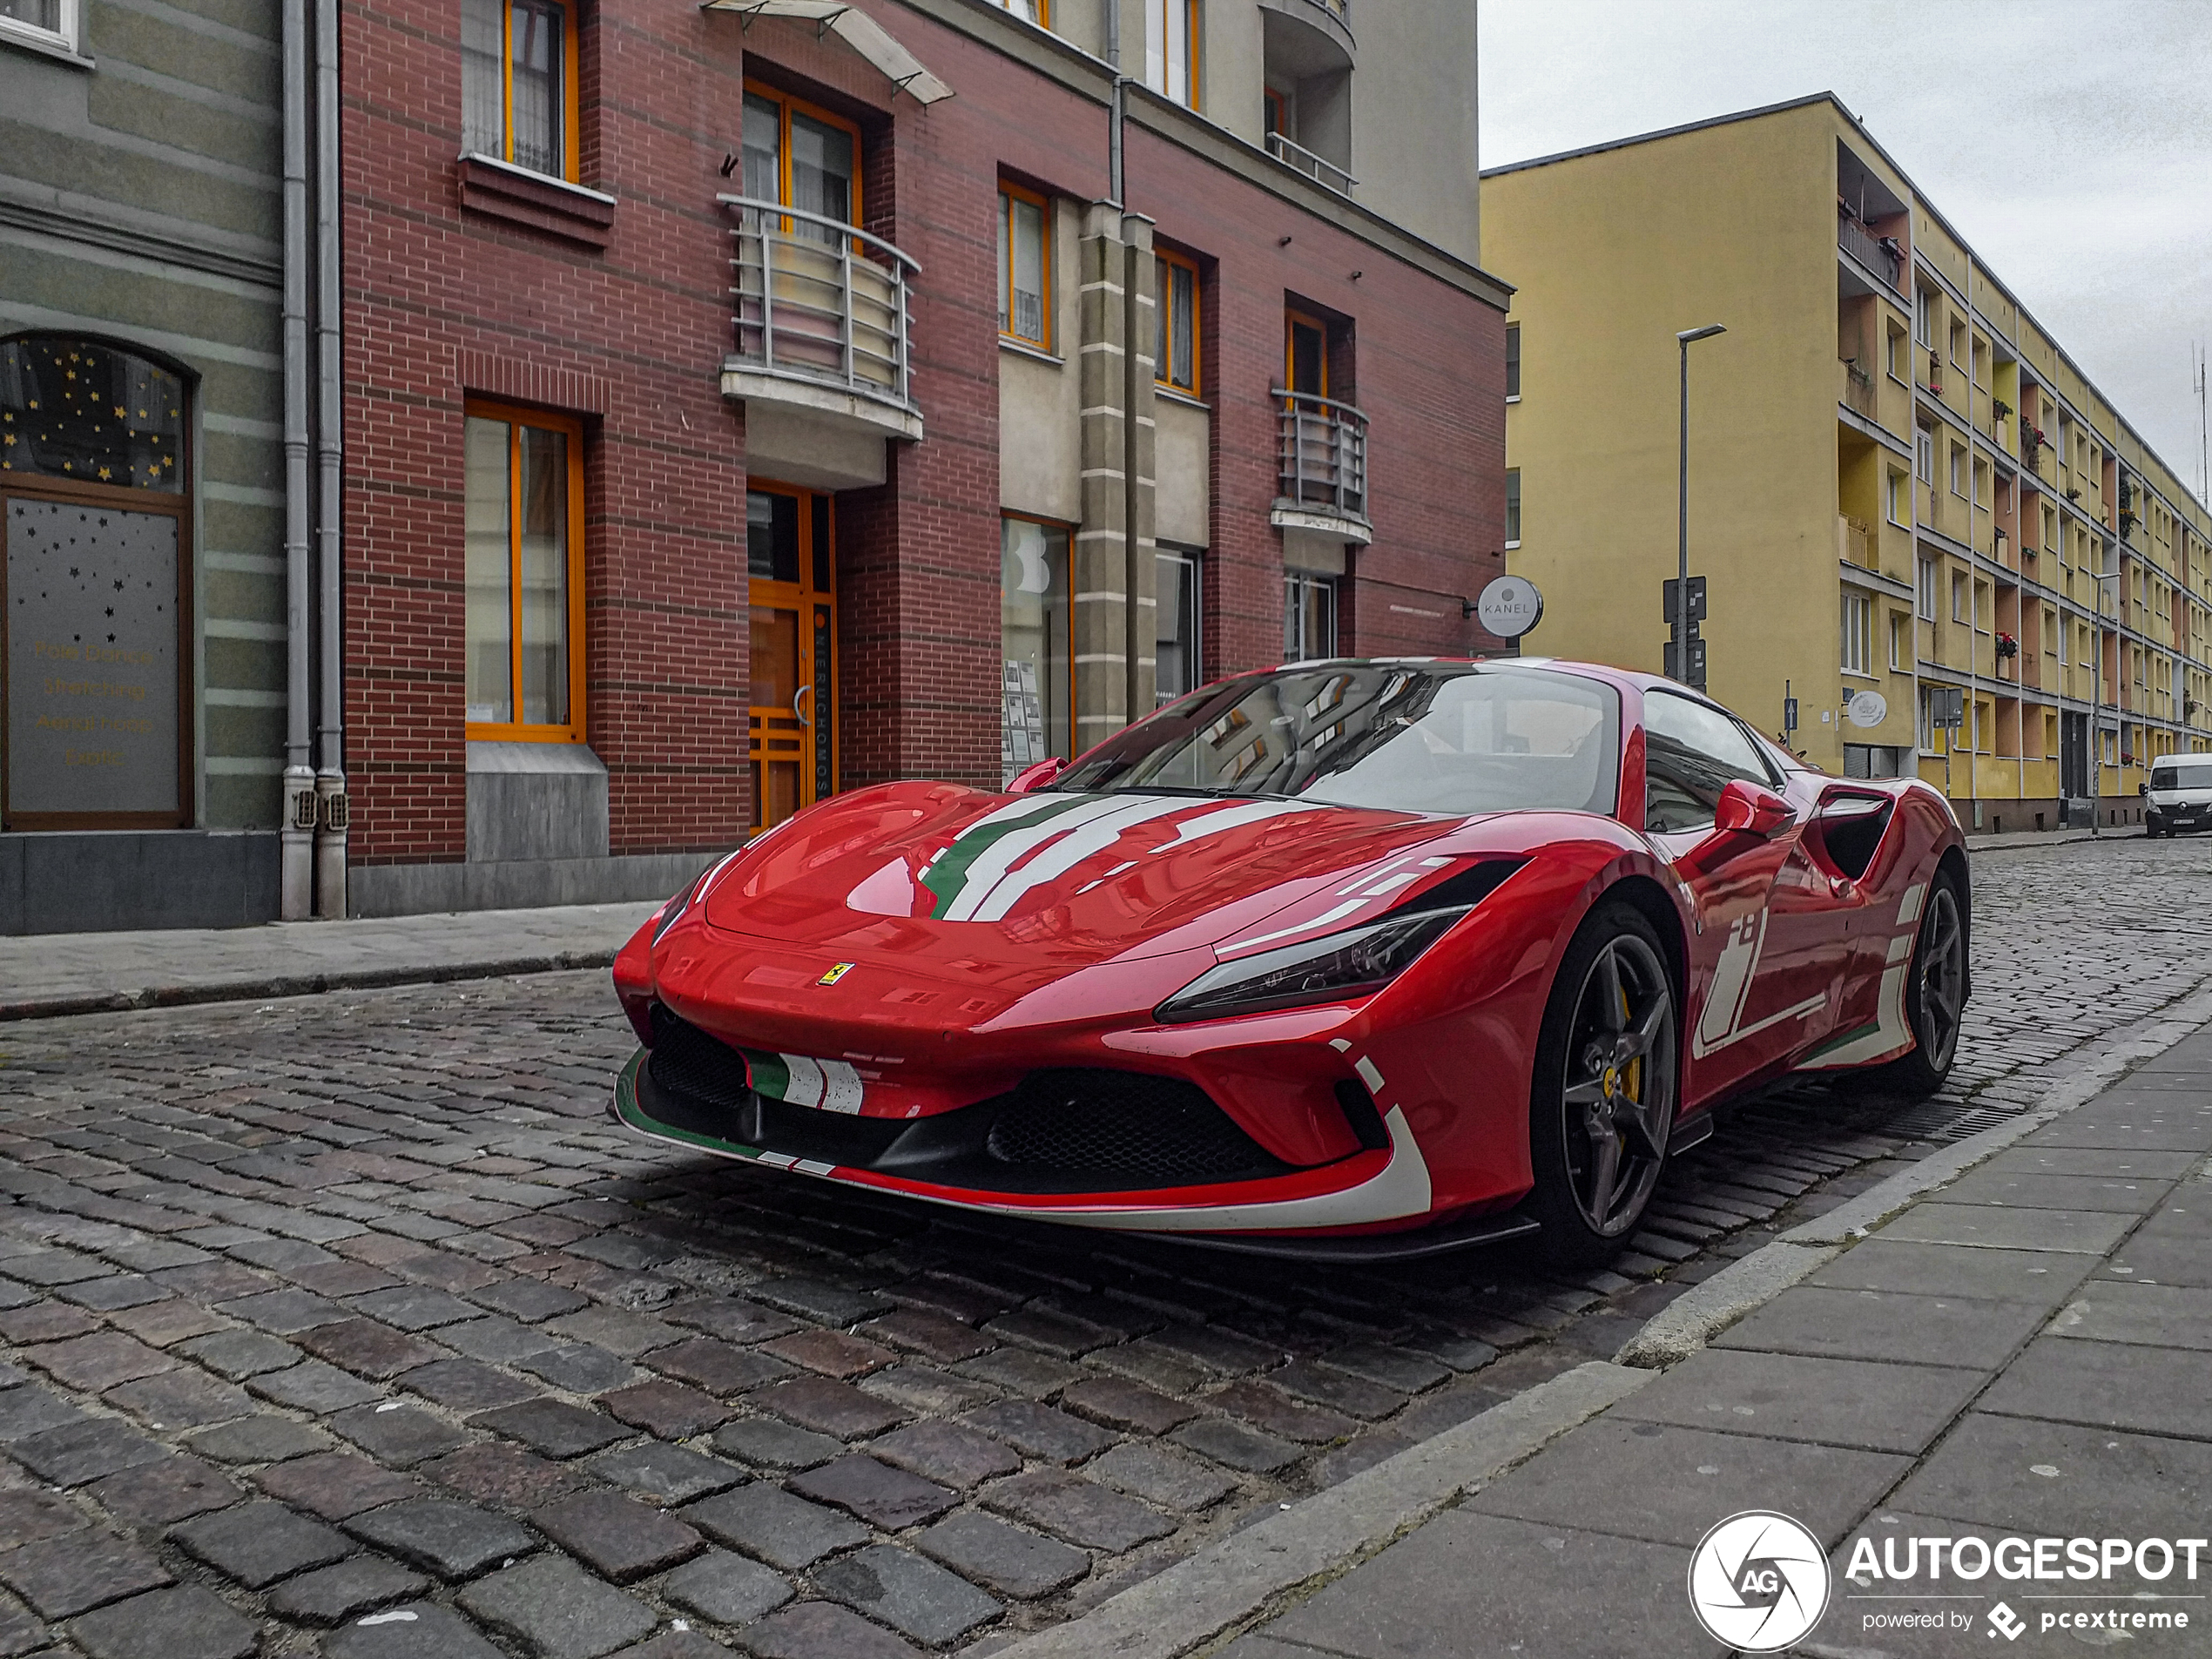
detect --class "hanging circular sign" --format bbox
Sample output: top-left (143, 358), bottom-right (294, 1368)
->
top-left (1475, 576), bottom-right (1544, 639)
top-left (1846, 690), bottom-right (1888, 729)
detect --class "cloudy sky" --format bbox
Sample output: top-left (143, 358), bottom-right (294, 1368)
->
top-left (1479, 0), bottom-right (2212, 503)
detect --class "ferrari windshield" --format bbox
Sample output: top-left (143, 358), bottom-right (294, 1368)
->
top-left (1053, 664), bottom-right (1619, 816)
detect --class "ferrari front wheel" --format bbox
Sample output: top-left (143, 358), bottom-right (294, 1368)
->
top-left (1523, 903), bottom-right (1678, 1268)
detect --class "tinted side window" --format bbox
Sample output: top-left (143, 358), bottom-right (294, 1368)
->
top-left (1643, 691), bottom-right (1774, 833)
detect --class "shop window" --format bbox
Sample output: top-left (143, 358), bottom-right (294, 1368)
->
top-left (1002, 515), bottom-right (1073, 782)
top-left (463, 402), bottom-right (584, 741)
top-left (1156, 249), bottom-right (1199, 394)
top-left (999, 184), bottom-right (1051, 349)
top-left (1156, 548), bottom-right (1201, 705)
top-left (462, 0), bottom-right (577, 179)
top-left (1284, 571), bottom-right (1337, 664)
top-left (1146, 0), bottom-right (1200, 110)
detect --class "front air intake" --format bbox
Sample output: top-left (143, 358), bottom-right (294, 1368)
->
top-left (982, 1069), bottom-right (1286, 1186)
top-left (645, 1004), bottom-right (752, 1112)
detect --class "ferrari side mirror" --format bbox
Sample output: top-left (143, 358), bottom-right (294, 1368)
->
top-left (1714, 778), bottom-right (1796, 838)
top-left (1006, 756), bottom-right (1068, 795)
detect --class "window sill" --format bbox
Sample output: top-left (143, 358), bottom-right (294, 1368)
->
top-left (1154, 383), bottom-right (1210, 411)
top-left (0, 22), bottom-right (91, 67)
top-left (455, 152), bottom-right (615, 249)
top-left (999, 337), bottom-right (1063, 368)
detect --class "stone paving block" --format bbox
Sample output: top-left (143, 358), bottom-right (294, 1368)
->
top-left (216, 1287), bottom-right (346, 1333)
top-left (0, 1305), bottom-right (103, 1345)
top-left (1202, 1379), bottom-right (1359, 1444)
top-left (602, 1379), bottom-right (731, 1440)
top-left (57, 1276), bottom-right (166, 1312)
top-left (154, 1264), bottom-right (269, 1303)
top-left (614, 1631), bottom-right (738, 1659)
top-left (22, 1332), bottom-right (173, 1393)
top-left (1087, 1339), bottom-right (1211, 1398)
top-left (320, 1602), bottom-right (506, 1659)
top-left (746, 1277), bottom-right (891, 1328)
top-left (350, 1285), bottom-right (482, 1331)
top-left (0, 1491), bottom-right (84, 1551)
top-left (254, 1450), bottom-right (425, 1520)
top-left (760, 1330), bottom-right (894, 1380)
top-left (680, 1482), bottom-right (868, 1570)
top-left (8, 1418), bottom-right (167, 1487)
top-left (737, 1600), bottom-right (919, 1659)
top-left (531, 1490), bottom-right (702, 1581)
top-left (661, 1548), bottom-right (793, 1628)
top-left (183, 1413), bottom-right (333, 1464)
top-left (546, 1305), bottom-right (682, 1357)
top-left (0, 1592), bottom-right (41, 1659)
top-left (859, 1364), bottom-right (994, 1420)
top-left (1713, 1285), bottom-right (2054, 1370)
top-left (647, 1339), bottom-right (790, 1399)
top-left (961, 1400), bottom-right (1112, 1465)
top-left (1085, 1441), bottom-right (1237, 1512)
top-left (172, 1497), bottom-right (355, 1588)
top-left (1059, 1377), bottom-right (1195, 1436)
top-left (790, 1454), bottom-right (957, 1529)
top-left (586, 1441), bottom-right (745, 1506)
top-left (0, 1533), bottom-right (172, 1619)
top-left (1138, 1324), bottom-right (1287, 1377)
top-left (757, 1376), bottom-right (907, 1440)
top-left (0, 1251), bottom-right (105, 1288)
top-left (1315, 1345), bottom-right (1453, 1395)
top-left (266, 1554), bottom-right (429, 1624)
top-left (0, 1386), bottom-right (84, 1444)
top-left (421, 1443), bottom-right (588, 1509)
top-left (460, 1553), bottom-right (658, 1659)
top-left (916, 1511), bottom-right (1088, 1600)
top-left (345, 1496), bottom-right (536, 1581)
top-left (1979, 1333), bottom-right (2212, 1440)
top-left (1261, 1360), bottom-right (1405, 1422)
top-left (952, 1347), bottom-right (1082, 1399)
top-left (439, 1317), bottom-right (563, 1366)
top-left (84, 1454), bottom-right (239, 1525)
top-left (1168, 1417), bottom-right (1301, 1474)
top-left (297, 1318), bottom-right (448, 1379)
top-left (859, 1309), bottom-right (995, 1365)
top-left (330, 1402), bottom-right (475, 1466)
top-left (981, 1472), bottom-right (1175, 1553)
top-left (100, 1366), bottom-right (252, 1430)
top-left (174, 1329), bottom-right (300, 1380)
top-left (292, 1261), bottom-right (404, 1298)
top-left (663, 1297), bottom-right (799, 1345)
top-left (711, 1419), bottom-right (843, 1473)
top-left (397, 1357), bottom-right (541, 1413)
top-left (983, 1307), bottom-right (1113, 1359)
top-left (867, 1421), bottom-right (1020, 1490)
top-left (466, 1278), bottom-right (590, 1324)
top-left (519, 1343), bottom-right (637, 1393)
top-left (814, 1542), bottom-right (1001, 1645)
top-left (248, 1358), bottom-right (385, 1413)
top-left (1312, 1428), bottom-right (1419, 1488)
top-left (1611, 1344), bottom-right (1987, 1455)
top-left (67, 1583), bottom-right (257, 1659)
top-left (471, 1399), bottom-right (628, 1459)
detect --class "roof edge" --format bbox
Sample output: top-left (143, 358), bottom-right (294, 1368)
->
top-left (1479, 92), bottom-right (1844, 179)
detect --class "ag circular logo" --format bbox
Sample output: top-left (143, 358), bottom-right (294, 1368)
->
top-left (1688, 1510), bottom-right (1831, 1652)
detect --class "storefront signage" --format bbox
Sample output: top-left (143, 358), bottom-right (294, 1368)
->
top-left (1474, 576), bottom-right (1544, 639)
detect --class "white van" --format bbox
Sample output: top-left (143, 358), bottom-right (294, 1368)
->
top-left (2144, 754), bottom-right (2212, 838)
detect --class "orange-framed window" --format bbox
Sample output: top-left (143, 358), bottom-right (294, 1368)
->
top-left (1001, 512), bottom-right (1076, 781)
top-left (1262, 85), bottom-right (1286, 138)
top-left (1285, 309), bottom-right (1327, 398)
top-left (461, 0), bottom-right (580, 180)
top-left (988, 0), bottom-right (1049, 24)
top-left (1156, 248), bottom-right (1200, 395)
top-left (740, 79), bottom-right (863, 236)
top-left (463, 401), bottom-right (586, 743)
top-left (999, 183), bottom-right (1052, 350)
top-left (1147, 0), bottom-right (1200, 110)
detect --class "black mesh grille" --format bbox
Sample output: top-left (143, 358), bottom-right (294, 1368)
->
top-left (984, 1070), bottom-right (1281, 1185)
top-left (646, 1005), bottom-right (751, 1112)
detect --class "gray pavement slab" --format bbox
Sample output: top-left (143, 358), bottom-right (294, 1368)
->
top-left (2021, 1102), bottom-right (2212, 1151)
top-left (1883, 1412), bottom-right (2212, 1538)
top-left (1245, 1511), bottom-right (1714, 1659)
top-left (1710, 1285), bottom-right (2053, 1370)
top-left (1875, 1202), bottom-right (2135, 1254)
top-left (2047, 1280), bottom-right (2212, 1349)
top-left (1608, 1346), bottom-right (1987, 1454)
top-left (2104, 1234), bottom-right (2212, 1286)
top-left (1806, 1238), bottom-right (2094, 1302)
top-left (1932, 1168), bottom-right (2177, 1212)
top-left (1972, 1144), bottom-right (2204, 1177)
top-left (1978, 1334), bottom-right (2212, 1440)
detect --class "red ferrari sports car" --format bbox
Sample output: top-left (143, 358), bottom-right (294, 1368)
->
top-left (610, 659), bottom-right (1968, 1264)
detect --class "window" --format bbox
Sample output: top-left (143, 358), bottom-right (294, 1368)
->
top-left (1951, 570), bottom-right (1967, 624)
top-left (1642, 691), bottom-right (1775, 833)
top-left (1949, 443), bottom-right (1964, 497)
top-left (741, 84), bottom-right (860, 236)
top-left (1001, 516), bottom-right (1073, 781)
top-left (463, 403), bottom-right (584, 740)
top-left (1913, 287), bottom-right (1932, 347)
top-left (1916, 556), bottom-right (1937, 622)
top-left (1156, 548), bottom-right (1201, 706)
top-left (1284, 571), bottom-right (1336, 663)
top-left (1889, 610), bottom-right (1906, 671)
top-left (1886, 469), bottom-right (1905, 525)
top-left (1949, 319), bottom-right (1966, 368)
top-left (462, 0), bottom-right (577, 179)
top-left (1285, 311), bottom-right (1326, 397)
top-left (1262, 84), bottom-right (1286, 137)
top-left (1973, 459), bottom-right (1988, 508)
top-left (987, 0), bottom-right (1046, 23)
top-left (1918, 685), bottom-right (1936, 752)
top-left (1973, 579), bottom-right (1990, 630)
top-left (1145, 0), bottom-right (1200, 110)
top-left (1155, 250), bottom-right (1199, 393)
top-left (1504, 469), bottom-right (1521, 547)
top-left (0, 0), bottom-right (77, 54)
top-left (1915, 427), bottom-right (1933, 485)
top-left (1841, 590), bottom-right (1871, 676)
top-left (1504, 324), bottom-right (1521, 400)
top-left (998, 184), bottom-right (1050, 349)
top-left (1885, 327), bottom-right (1904, 380)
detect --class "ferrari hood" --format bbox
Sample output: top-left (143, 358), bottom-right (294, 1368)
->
top-left (698, 782), bottom-right (1468, 969)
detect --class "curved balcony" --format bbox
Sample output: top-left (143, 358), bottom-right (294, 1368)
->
top-left (1271, 390), bottom-right (1371, 544)
top-left (1259, 0), bottom-right (1353, 69)
top-left (719, 194), bottom-right (921, 445)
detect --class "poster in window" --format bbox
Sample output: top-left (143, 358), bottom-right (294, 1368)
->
top-left (1003, 660), bottom-right (1046, 785)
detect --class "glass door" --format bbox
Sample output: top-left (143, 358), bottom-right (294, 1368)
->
top-left (747, 484), bottom-right (834, 832)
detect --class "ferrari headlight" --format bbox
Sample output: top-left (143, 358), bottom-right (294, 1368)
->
top-left (1155, 907), bottom-right (1470, 1024)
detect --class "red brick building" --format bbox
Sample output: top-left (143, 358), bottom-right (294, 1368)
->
top-left (341, 0), bottom-right (1510, 914)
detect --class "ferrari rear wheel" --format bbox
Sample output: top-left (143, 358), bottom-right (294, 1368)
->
top-left (1524, 903), bottom-right (1678, 1268)
top-left (1867, 867), bottom-right (1966, 1100)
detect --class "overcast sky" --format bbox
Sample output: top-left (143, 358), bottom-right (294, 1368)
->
top-left (1478, 0), bottom-right (2212, 504)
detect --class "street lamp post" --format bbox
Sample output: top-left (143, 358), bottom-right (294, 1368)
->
top-left (1674, 324), bottom-right (1727, 685)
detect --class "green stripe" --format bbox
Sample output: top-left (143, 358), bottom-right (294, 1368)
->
top-left (615, 1051), bottom-right (768, 1161)
top-left (920, 797), bottom-right (1092, 919)
top-left (744, 1049), bottom-right (791, 1101)
top-left (1803, 1020), bottom-right (1880, 1063)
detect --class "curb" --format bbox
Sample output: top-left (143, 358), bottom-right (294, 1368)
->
top-left (0, 950), bottom-right (620, 1023)
top-left (988, 1360), bottom-right (1652, 1659)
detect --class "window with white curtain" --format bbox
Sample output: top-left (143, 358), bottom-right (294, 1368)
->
top-left (1145, 0), bottom-right (1200, 109)
top-left (1841, 590), bottom-right (1871, 676)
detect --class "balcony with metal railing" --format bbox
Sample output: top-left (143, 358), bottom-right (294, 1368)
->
top-left (1264, 131), bottom-right (1354, 198)
top-left (1837, 212), bottom-right (1902, 291)
top-left (718, 194), bottom-right (921, 442)
top-left (1271, 390), bottom-right (1371, 543)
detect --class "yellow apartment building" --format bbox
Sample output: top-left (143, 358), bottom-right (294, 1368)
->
top-left (1484, 95), bottom-right (2212, 832)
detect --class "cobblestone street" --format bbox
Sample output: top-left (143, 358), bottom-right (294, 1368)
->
top-left (0, 833), bottom-right (2208, 1659)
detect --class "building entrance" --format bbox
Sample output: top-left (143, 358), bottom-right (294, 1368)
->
top-left (746, 483), bottom-right (833, 832)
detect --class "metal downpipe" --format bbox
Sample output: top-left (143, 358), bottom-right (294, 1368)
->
top-left (279, 0), bottom-right (314, 919)
top-left (313, 0), bottom-right (349, 917)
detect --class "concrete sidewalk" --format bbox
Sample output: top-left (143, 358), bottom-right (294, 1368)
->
top-left (1211, 1028), bottom-right (2212, 1659)
top-left (0, 899), bottom-right (662, 1020)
